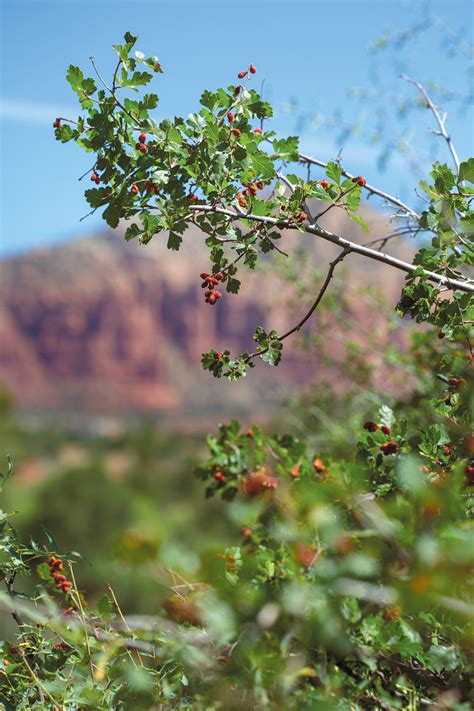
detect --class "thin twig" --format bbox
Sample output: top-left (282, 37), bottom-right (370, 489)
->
top-left (296, 152), bottom-right (420, 219)
top-left (401, 75), bottom-right (460, 173)
top-left (106, 583), bottom-right (144, 668)
top-left (313, 183), bottom-right (358, 222)
top-left (244, 248), bottom-right (349, 363)
top-left (4, 574), bottom-right (25, 630)
top-left (89, 56), bottom-right (141, 128)
top-left (68, 563), bottom-right (95, 682)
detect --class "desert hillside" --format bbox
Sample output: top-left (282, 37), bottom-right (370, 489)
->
top-left (0, 205), bottom-right (414, 421)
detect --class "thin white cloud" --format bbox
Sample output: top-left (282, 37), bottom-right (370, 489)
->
top-left (0, 99), bottom-right (78, 125)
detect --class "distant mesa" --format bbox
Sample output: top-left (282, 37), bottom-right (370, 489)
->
top-left (0, 208), bottom-right (412, 421)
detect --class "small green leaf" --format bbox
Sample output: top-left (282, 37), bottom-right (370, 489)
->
top-left (459, 158), bottom-right (474, 183)
top-left (167, 231), bottom-right (182, 250)
top-left (326, 161), bottom-right (342, 186)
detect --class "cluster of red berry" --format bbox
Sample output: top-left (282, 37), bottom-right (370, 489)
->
top-left (235, 180), bottom-right (265, 208)
top-left (48, 556), bottom-right (73, 594)
top-left (380, 441), bottom-right (399, 456)
top-left (228, 65), bottom-right (257, 139)
top-left (135, 132), bottom-right (148, 154)
top-left (237, 64), bottom-right (257, 80)
top-left (90, 171), bottom-right (101, 185)
top-left (226, 110), bottom-right (242, 139)
top-left (363, 421), bottom-right (399, 456)
top-left (200, 271), bottom-right (223, 305)
top-left (146, 180), bottom-right (160, 195)
top-left (448, 377), bottom-right (466, 389)
top-left (363, 420), bottom-right (390, 435)
top-left (242, 470), bottom-right (279, 495)
top-left (352, 176), bottom-right (367, 187)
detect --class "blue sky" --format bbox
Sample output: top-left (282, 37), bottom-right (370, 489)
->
top-left (1, 0), bottom-right (472, 256)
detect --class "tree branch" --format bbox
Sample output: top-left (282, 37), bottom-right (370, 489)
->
top-left (187, 204), bottom-right (474, 293)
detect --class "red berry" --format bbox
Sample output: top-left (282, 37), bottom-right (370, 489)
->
top-left (381, 425), bottom-right (391, 435)
top-left (53, 118), bottom-right (61, 129)
top-left (363, 421), bottom-right (378, 432)
top-left (237, 70), bottom-right (247, 79)
top-left (138, 132), bottom-right (147, 144)
top-left (131, 184), bottom-right (139, 195)
top-left (234, 85), bottom-right (241, 95)
top-left (246, 428), bottom-right (253, 438)
top-left (227, 111), bottom-right (235, 123)
top-left (296, 212), bottom-right (307, 224)
top-left (200, 272), bottom-right (210, 279)
top-left (438, 330), bottom-right (445, 339)
top-left (242, 471), bottom-right (278, 496)
top-left (352, 175), bottom-right (366, 187)
top-left (380, 442), bottom-right (399, 456)
top-left (215, 352), bottom-right (222, 360)
top-left (249, 64), bottom-right (257, 74)
top-left (313, 458), bottom-right (327, 475)
top-left (253, 127), bottom-right (263, 134)
top-left (241, 527), bottom-right (251, 537)
top-left (319, 180), bottom-right (330, 189)
top-left (256, 181), bottom-right (265, 190)
top-left (465, 466), bottom-right (474, 486)
top-left (90, 172), bottom-right (98, 182)
top-left (214, 272), bottom-right (223, 281)
top-left (230, 128), bottom-right (242, 138)
top-left (290, 464), bottom-right (300, 479)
